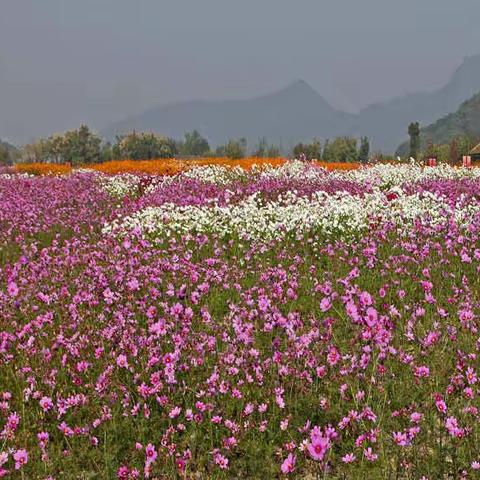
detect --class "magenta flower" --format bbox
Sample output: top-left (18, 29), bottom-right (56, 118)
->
top-left (393, 431), bottom-right (410, 446)
top-left (145, 443), bottom-right (157, 464)
top-left (320, 297), bottom-right (332, 312)
top-left (116, 354), bottom-right (128, 368)
top-left (341, 453), bottom-right (356, 463)
top-left (307, 429), bottom-right (330, 461)
top-left (213, 452), bottom-right (229, 469)
top-left (13, 449), bottom-right (28, 470)
top-left (363, 447), bottom-right (378, 462)
top-left (280, 453), bottom-right (296, 474)
top-left (39, 396), bottom-right (53, 412)
top-left (7, 281), bottom-right (19, 297)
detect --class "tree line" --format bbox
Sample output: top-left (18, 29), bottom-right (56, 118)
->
top-left (1, 125), bottom-right (379, 166)
top-left (7, 121), bottom-right (475, 166)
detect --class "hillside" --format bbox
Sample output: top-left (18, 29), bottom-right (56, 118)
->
top-left (358, 54), bottom-right (480, 151)
top-left (103, 80), bottom-right (356, 150)
top-left (103, 55), bottom-right (480, 153)
top-left (395, 93), bottom-right (480, 156)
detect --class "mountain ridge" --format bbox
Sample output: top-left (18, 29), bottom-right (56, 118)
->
top-left (395, 92), bottom-right (480, 156)
top-left (102, 54), bottom-right (480, 153)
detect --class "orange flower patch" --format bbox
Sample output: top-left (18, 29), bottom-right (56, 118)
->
top-left (14, 158), bottom-right (364, 176)
top-left (89, 159), bottom-right (186, 176)
top-left (15, 163), bottom-right (72, 176)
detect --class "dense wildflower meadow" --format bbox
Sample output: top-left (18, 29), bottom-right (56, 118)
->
top-left (2, 160), bottom-right (480, 479)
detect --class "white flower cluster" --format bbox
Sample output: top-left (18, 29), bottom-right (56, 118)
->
top-left (259, 160), bottom-right (327, 181)
top-left (180, 165), bottom-right (249, 185)
top-left (0, 173), bottom-right (33, 180)
top-left (103, 187), bottom-right (480, 243)
top-left (339, 162), bottom-right (480, 190)
top-left (97, 173), bottom-right (142, 198)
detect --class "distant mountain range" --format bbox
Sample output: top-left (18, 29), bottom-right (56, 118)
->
top-left (396, 92), bottom-right (480, 156)
top-left (104, 80), bottom-right (355, 151)
top-left (103, 55), bottom-right (480, 153)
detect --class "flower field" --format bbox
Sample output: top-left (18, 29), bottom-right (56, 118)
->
top-left (2, 161), bottom-right (480, 478)
top-left (12, 158), bottom-right (361, 177)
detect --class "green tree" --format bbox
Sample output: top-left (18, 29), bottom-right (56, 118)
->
top-left (254, 138), bottom-right (281, 158)
top-left (181, 130), bottom-right (210, 156)
top-left (266, 144), bottom-right (281, 158)
top-left (20, 126), bottom-right (102, 166)
top-left (101, 142), bottom-right (114, 163)
top-left (408, 122), bottom-right (420, 160)
top-left (215, 138), bottom-right (247, 159)
top-left (62, 125), bottom-right (102, 165)
top-left (424, 141), bottom-right (450, 163)
top-left (254, 138), bottom-right (268, 157)
top-left (0, 141), bottom-right (19, 165)
top-left (292, 139), bottom-right (322, 160)
top-left (112, 132), bottom-right (178, 160)
top-left (323, 137), bottom-right (358, 163)
top-left (0, 145), bottom-right (8, 165)
top-left (358, 137), bottom-right (370, 164)
top-left (456, 135), bottom-right (478, 157)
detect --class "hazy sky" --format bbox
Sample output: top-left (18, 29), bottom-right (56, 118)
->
top-left (1, 0), bottom-right (480, 143)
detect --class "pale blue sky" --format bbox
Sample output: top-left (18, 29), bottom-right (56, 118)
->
top-left (1, 0), bottom-right (480, 143)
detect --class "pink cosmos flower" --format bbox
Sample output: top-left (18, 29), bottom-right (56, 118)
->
top-left (6, 412), bottom-right (20, 431)
top-left (176, 458), bottom-right (186, 472)
top-left (280, 453), bottom-right (296, 474)
top-left (341, 453), bottom-right (356, 463)
top-left (126, 278), bottom-right (140, 291)
top-left (393, 431), bottom-right (410, 446)
top-left (39, 396), bottom-right (53, 412)
top-left (445, 417), bottom-right (465, 438)
top-left (359, 291), bottom-right (373, 306)
top-left (466, 367), bottom-right (477, 384)
top-left (213, 452), bottom-right (229, 469)
top-left (414, 366), bottom-right (430, 378)
top-left (13, 449), bottom-right (28, 470)
top-left (117, 466), bottom-right (130, 479)
top-left (410, 412), bottom-right (422, 423)
top-left (37, 431), bottom-right (49, 443)
top-left (363, 447), bottom-right (378, 462)
top-left (307, 430), bottom-right (330, 461)
top-left (145, 443), bottom-right (157, 464)
top-left (280, 418), bottom-right (289, 431)
top-left (163, 353), bottom-right (174, 365)
top-left (345, 301), bottom-right (359, 320)
top-left (327, 346), bottom-right (340, 366)
top-left (320, 297), bottom-right (332, 312)
top-left (116, 354), bottom-right (128, 368)
top-left (435, 396), bottom-right (447, 413)
top-left (7, 281), bottom-right (19, 297)
top-left (365, 307), bottom-right (378, 327)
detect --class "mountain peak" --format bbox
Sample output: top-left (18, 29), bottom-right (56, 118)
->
top-left (450, 54), bottom-right (480, 84)
top-left (282, 79), bottom-right (318, 95)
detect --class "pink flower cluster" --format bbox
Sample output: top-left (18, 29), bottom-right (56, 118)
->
top-left (0, 169), bottom-right (480, 477)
